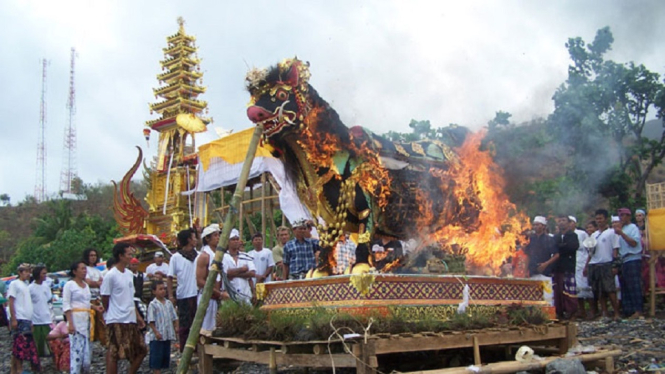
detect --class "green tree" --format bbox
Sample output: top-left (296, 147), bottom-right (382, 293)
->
top-left (550, 26), bottom-right (665, 206)
top-left (0, 194), bottom-right (9, 206)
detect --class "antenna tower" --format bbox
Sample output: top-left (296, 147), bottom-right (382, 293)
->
top-left (60, 47), bottom-right (78, 195)
top-left (34, 59), bottom-right (48, 202)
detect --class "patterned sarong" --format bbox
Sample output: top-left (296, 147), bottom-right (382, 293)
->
top-left (12, 319), bottom-right (41, 370)
top-left (176, 296), bottom-right (197, 352)
top-left (106, 323), bottom-right (147, 361)
top-left (621, 259), bottom-right (644, 316)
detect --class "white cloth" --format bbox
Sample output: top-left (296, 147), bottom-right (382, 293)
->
top-left (146, 263), bottom-right (170, 278)
top-left (168, 251), bottom-right (198, 299)
top-left (248, 248), bottom-right (275, 284)
top-left (85, 266), bottom-right (103, 300)
top-left (100, 267), bottom-right (136, 324)
top-left (189, 156), bottom-right (314, 230)
top-left (530, 274), bottom-right (554, 306)
top-left (29, 282), bottom-right (52, 325)
top-left (533, 216), bottom-right (547, 225)
top-left (574, 229), bottom-right (593, 299)
top-left (198, 246), bottom-right (221, 282)
top-left (589, 228), bottom-right (619, 264)
top-left (8, 280), bottom-right (32, 320)
top-left (62, 280), bottom-right (91, 336)
top-left (222, 252), bottom-right (255, 304)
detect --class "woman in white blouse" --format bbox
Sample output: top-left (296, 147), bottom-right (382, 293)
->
top-left (63, 261), bottom-right (104, 374)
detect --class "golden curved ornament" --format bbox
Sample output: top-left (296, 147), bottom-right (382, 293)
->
top-left (176, 113), bottom-right (206, 133)
top-left (112, 146), bottom-right (149, 236)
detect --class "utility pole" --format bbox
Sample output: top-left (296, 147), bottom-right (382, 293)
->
top-left (34, 59), bottom-right (49, 203)
top-left (60, 47), bottom-right (78, 195)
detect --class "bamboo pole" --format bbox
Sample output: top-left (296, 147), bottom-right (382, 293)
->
top-left (176, 125), bottom-right (264, 374)
top-left (261, 173), bottom-right (267, 242)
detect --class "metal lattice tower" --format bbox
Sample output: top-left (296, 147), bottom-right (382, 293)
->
top-left (60, 47), bottom-right (78, 195)
top-left (34, 59), bottom-right (49, 202)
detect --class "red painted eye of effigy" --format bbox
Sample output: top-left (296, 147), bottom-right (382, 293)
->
top-left (276, 89), bottom-right (288, 101)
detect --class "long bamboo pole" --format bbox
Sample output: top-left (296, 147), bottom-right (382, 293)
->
top-left (177, 125), bottom-right (264, 373)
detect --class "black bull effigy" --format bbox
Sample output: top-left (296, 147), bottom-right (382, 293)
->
top-left (245, 58), bottom-right (497, 273)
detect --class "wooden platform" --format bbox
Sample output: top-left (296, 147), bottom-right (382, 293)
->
top-left (198, 323), bottom-right (594, 373)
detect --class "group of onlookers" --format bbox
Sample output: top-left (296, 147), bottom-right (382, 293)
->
top-left (521, 208), bottom-right (646, 321)
top-left (2, 244), bottom-right (177, 374)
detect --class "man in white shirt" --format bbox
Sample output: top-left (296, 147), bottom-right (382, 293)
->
top-left (584, 209), bottom-right (620, 320)
top-left (223, 229), bottom-right (256, 304)
top-left (146, 251), bottom-right (169, 281)
top-left (168, 228), bottom-right (198, 352)
top-left (248, 233), bottom-right (275, 285)
top-left (101, 243), bottom-right (147, 374)
top-left (8, 263), bottom-right (40, 373)
top-left (569, 216), bottom-right (591, 319)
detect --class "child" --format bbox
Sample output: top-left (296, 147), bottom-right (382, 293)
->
top-left (146, 280), bottom-right (178, 374)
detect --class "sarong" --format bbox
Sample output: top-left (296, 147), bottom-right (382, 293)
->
top-left (12, 319), bottom-right (41, 370)
top-left (621, 259), bottom-right (644, 316)
top-left (106, 322), bottom-right (147, 361)
top-left (70, 332), bottom-right (92, 373)
top-left (176, 296), bottom-right (197, 352)
top-left (198, 293), bottom-right (218, 331)
top-left (49, 339), bottom-right (70, 371)
top-left (553, 272), bottom-right (578, 318)
top-left (33, 324), bottom-right (52, 357)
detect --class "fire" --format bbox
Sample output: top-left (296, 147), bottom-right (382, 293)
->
top-left (416, 131), bottom-right (529, 275)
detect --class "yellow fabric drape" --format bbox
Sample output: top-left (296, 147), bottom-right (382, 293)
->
top-left (648, 208), bottom-right (665, 250)
top-left (198, 127), bottom-right (274, 171)
top-left (71, 308), bottom-right (95, 341)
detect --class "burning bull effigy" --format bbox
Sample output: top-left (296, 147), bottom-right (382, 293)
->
top-left (245, 58), bottom-right (530, 276)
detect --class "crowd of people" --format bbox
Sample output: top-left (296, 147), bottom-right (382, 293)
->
top-left (0, 208), bottom-right (651, 372)
top-left (520, 207), bottom-right (648, 321)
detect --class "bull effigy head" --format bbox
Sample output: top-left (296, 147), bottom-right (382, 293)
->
top-left (246, 58), bottom-right (312, 142)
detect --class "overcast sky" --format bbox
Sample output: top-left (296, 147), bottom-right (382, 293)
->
top-left (1, 0), bottom-right (664, 203)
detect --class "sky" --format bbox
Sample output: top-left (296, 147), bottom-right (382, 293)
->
top-left (1, 0), bottom-right (664, 204)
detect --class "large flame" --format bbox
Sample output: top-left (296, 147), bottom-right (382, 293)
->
top-left (415, 131), bottom-right (529, 275)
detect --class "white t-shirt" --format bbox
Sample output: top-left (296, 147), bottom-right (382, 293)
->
top-left (86, 266), bottom-right (103, 300)
top-left (167, 251), bottom-right (198, 299)
top-left (248, 248), bottom-right (275, 284)
top-left (29, 282), bottom-right (52, 325)
top-left (589, 228), bottom-right (619, 265)
top-left (146, 262), bottom-right (169, 278)
top-left (8, 280), bottom-right (33, 321)
top-left (100, 267), bottom-right (136, 324)
top-left (62, 280), bottom-right (91, 336)
top-left (222, 252), bottom-right (256, 304)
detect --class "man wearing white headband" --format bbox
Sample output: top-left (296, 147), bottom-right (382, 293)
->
top-left (524, 216), bottom-right (557, 277)
top-left (222, 229), bottom-right (256, 304)
top-left (196, 224), bottom-right (227, 331)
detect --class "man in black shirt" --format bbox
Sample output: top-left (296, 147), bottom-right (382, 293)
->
top-left (524, 216), bottom-right (558, 277)
top-left (553, 215), bottom-right (580, 320)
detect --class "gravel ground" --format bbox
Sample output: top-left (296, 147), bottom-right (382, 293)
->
top-left (1, 318), bottom-right (664, 373)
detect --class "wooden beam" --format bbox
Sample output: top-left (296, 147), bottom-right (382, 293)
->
top-left (261, 173), bottom-right (267, 242)
top-left (373, 326), bottom-right (568, 354)
top-left (203, 345), bottom-right (357, 368)
top-left (473, 336), bottom-right (481, 366)
top-left (401, 349), bottom-right (622, 374)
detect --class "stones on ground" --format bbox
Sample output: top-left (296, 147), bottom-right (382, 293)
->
top-left (546, 358), bottom-right (585, 374)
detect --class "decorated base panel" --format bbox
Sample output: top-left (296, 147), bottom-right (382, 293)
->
top-left (259, 274), bottom-right (549, 318)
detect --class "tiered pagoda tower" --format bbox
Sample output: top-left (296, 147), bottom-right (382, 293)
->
top-left (144, 17), bottom-right (211, 239)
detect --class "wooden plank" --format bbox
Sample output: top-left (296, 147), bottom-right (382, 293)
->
top-left (356, 340), bottom-right (378, 374)
top-left (401, 349), bottom-right (622, 374)
top-left (204, 345), bottom-right (357, 367)
top-left (473, 336), bottom-right (481, 366)
top-left (198, 343), bottom-right (213, 373)
top-left (374, 326), bottom-right (567, 354)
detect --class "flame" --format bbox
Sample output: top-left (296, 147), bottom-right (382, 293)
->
top-left (296, 106), bottom-right (391, 209)
top-left (415, 131), bottom-right (529, 275)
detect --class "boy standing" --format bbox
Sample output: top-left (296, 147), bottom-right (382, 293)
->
top-left (101, 243), bottom-right (147, 374)
top-left (146, 281), bottom-right (178, 374)
top-left (8, 263), bottom-right (40, 374)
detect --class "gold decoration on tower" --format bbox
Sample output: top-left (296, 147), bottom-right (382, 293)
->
top-left (143, 18), bottom-right (212, 242)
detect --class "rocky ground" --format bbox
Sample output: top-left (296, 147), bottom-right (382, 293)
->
top-left (2, 318), bottom-right (664, 373)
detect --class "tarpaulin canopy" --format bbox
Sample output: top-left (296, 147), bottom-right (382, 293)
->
top-left (190, 127), bottom-right (313, 225)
